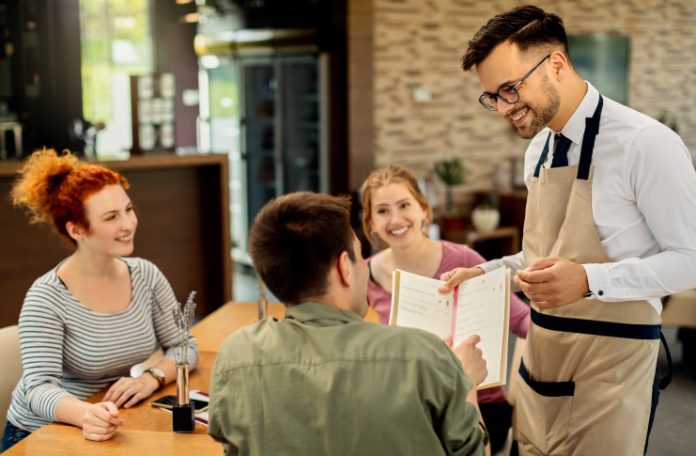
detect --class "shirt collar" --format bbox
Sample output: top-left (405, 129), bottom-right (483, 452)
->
top-left (285, 302), bottom-right (364, 326)
top-left (558, 81), bottom-right (600, 146)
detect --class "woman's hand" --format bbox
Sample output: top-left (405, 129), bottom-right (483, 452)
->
top-left (103, 374), bottom-right (159, 409)
top-left (439, 267), bottom-right (485, 293)
top-left (81, 402), bottom-right (125, 441)
top-left (453, 335), bottom-right (488, 386)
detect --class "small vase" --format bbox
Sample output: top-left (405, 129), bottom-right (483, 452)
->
top-left (471, 206), bottom-right (500, 232)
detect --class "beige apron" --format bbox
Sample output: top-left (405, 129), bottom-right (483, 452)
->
top-left (513, 97), bottom-right (661, 455)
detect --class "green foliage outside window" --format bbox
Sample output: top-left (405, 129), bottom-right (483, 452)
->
top-left (80, 0), bottom-right (152, 126)
top-left (208, 63), bottom-right (239, 119)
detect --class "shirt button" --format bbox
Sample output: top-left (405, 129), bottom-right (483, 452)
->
top-left (584, 290), bottom-right (592, 298)
top-left (598, 290), bottom-right (604, 296)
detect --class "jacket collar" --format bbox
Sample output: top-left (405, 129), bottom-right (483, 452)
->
top-left (285, 302), bottom-right (363, 326)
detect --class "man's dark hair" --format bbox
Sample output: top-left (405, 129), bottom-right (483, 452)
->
top-left (248, 192), bottom-right (356, 305)
top-left (462, 5), bottom-right (569, 70)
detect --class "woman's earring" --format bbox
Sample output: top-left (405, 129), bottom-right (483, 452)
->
top-left (420, 219), bottom-right (429, 231)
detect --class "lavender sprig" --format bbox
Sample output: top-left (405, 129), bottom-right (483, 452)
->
top-left (172, 290), bottom-right (197, 365)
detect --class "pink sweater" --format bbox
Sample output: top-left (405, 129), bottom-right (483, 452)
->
top-left (367, 240), bottom-right (530, 404)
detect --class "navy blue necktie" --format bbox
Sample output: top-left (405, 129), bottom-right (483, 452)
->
top-left (551, 134), bottom-right (571, 168)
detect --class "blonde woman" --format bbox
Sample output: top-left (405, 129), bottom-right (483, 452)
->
top-left (361, 164), bottom-right (529, 453)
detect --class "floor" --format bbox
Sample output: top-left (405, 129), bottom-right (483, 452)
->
top-left (232, 266), bottom-right (696, 454)
top-left (648, 328), bottom-right (696, 456)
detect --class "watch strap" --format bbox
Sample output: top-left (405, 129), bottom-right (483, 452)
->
top-left (146, 367), bottom-right (166, 388)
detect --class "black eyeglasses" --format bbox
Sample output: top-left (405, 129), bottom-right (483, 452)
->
top-left (479, 55), bottom-right (550, 111)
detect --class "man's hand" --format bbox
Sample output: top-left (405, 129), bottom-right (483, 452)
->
top-left (103, 374), bottom-right (159, 409)
top-left (453, 335), bottom-right (488, 386)
top-left (514, 256), bottom-right (589, 309)
top-left (81, 402), bottom-right (125, 441)
top-left (439, 267), bottom-right (485, 293)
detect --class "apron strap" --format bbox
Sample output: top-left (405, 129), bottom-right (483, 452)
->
top-left (658, 331), bottom-right (673, 389)
top-left (532, 95), bottom-right (604, 180)
top-left (533, 132), bottom-right (552, 178)
top-left (531, 308), bottom-right (661, 340)
top-left (577, 95), bottom-right (603, 180)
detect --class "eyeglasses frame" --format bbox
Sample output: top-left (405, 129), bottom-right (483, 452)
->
top-left (478, 54), bottom-right (551, 111)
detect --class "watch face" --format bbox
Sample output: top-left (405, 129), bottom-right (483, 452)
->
top-left (149, 367), bottom-right (165, 384)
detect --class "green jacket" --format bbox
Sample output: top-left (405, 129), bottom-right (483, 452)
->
top-left (208, 302), bottom-right (484, 455)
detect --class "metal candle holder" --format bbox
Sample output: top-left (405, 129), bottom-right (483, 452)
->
top-left (171, 291), bottom-right (197, 433)
top-left (176, 362), bottom-right (190, 405)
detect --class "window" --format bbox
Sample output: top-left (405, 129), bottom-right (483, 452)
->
top-left (569, 33), bottom-right (630, 105)
top-left (79, 0), bottom-right (152, 157)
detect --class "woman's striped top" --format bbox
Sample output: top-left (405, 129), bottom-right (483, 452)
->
top-left (7, 257), bottom-right (199, 432)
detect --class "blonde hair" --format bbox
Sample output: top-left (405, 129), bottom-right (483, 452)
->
top-left (11, 149), bottom-right (129, 244)
top-left (360, 165), bottom-right (432, 244)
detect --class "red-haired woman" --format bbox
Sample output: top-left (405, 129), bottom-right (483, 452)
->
top-left (2, 150), bottom-right (199, 451)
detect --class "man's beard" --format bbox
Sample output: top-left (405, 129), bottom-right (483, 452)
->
top-left (512, 76), bottom-right (560, 139)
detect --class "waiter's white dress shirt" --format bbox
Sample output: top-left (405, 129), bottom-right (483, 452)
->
top-left (480, 83), bottom-right (696, 314)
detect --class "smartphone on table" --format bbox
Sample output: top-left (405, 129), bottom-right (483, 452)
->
top-left (151, 392), bottom-right (209, 411)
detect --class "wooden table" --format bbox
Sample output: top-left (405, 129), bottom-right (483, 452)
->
top-left (193, 302), bottom-right (287, 352)
top-left (193, 301), bottom-right (379, 351)
top-left (5, 301), bottom-right (378, 455)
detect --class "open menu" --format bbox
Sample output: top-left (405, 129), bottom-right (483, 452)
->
top-left (390, 267), bottom-right (510, 389)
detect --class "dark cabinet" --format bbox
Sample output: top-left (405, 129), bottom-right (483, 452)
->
top-left (199, 51), bottom-right (328, 264)
top-left (195, 1), bottom-right (348, 265)
top-left (0, 0), bottom-right (83, 158)
top-left (242, 54), bottom-right (325, 230)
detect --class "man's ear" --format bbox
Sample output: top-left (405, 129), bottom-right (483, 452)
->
top-left (336, 250), bottom-right (352, 288)
top-left (549, 50), bottom-right (569, 80)
top-left (66, 221), bottom-right (85, 242)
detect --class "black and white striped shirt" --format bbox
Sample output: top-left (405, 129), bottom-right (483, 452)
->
top-left (7, 257), bottom-right (199, 432)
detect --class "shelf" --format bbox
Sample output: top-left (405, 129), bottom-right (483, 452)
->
top-left (465, 226), bottom-right (520, 249)
top-left (442, 225), bottom-right (520, 261)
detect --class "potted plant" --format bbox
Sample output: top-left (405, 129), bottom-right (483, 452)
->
top-left (434, 158), bottom-right (467, 231)
top-left (471, 190), bottom-right (501, 232)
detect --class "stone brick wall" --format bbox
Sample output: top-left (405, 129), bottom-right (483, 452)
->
top-left (350, 0), bottom-right (696, 208)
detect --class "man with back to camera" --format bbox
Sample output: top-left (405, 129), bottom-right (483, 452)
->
top-left (439, 5), bottom-right (696, 455)
top-left (207, 191), bottom-right (490, 455)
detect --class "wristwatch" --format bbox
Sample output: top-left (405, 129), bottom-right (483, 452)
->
top-left (145, 367), bottom-right (166, 389)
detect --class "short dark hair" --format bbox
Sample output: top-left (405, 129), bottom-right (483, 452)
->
top-left (248, 192), bottom-right (356, 305)
top-left (462, 5), bottom-right (569, 71)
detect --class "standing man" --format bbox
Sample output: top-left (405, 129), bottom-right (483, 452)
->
top-left (208, 192), bottom-right (489, 456)
top-left (441, 5), bottom-right (696, 455)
